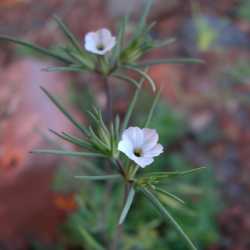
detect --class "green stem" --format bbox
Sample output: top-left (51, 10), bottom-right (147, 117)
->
top-left (109, 183), bottom-right (130, 250)
top-left (103, 76), bottom-right (113, 123)
top-left (129, 165), bottom-right (139, 179)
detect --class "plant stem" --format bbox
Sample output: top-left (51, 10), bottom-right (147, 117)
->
top-left (114, 159), bottom-right (127, 180)
top-left (103, 76), bottom-right (113, 123)
top-left (109, 183), bottom-right (129, 250)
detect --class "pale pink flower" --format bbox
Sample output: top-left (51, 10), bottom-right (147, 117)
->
top-left (118, 127), bottom-right (163, 168)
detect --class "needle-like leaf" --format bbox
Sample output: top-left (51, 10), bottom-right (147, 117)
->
top-left (154, 187), bottom-right (185, 205)
top-left (114, 115), bottom-right (120, 141)
top-left (119, 187), bottom-right (135, 224)
top-left (75, 174), bottom-right (121, 181)
top-left (53, 15), bottom-right (82, 53)
top-left (112, 15), bottom-right (128, 63)
top-left (142, 167), bottom-right (207, 178)
top-left (62, 132), bottom-right (91, 147)
top-left (40, 87), bottom-right (89, 135)
top-left (124, 65), bottom-right (156, 91)
top-left (136, 0), bottom-right (153, 36)
top-left (144, 87), bottom-right (161, 127)
top-left (112, 73), bottom-right (140, 88)
top-left (121, 74), bottom-right (146, 132)
top-left (31, 149), bottom-right (105, 158)
top-left (154, 38), bottom-right (176, 48)
top-left (0, 35), bottom-right (72, 64)
top-left (69, 51), bottom-right (95, 70)
top-left (132, 58), bottom-right (205, 67)
top-left (141, 187), bottom-right (197, 250)
top-left (43, 65), bottom-right (84, 72)
top-left (78, 225), bottom-right (105, 250)
top-left (49, 129), bottom-right (91, 148)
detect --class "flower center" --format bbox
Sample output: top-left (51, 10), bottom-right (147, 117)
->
top-left (96, 43), bottom-right (105, 51)
top-left (133, 148), bottom-right (142, 157)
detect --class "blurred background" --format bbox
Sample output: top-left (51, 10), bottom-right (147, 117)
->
top-left (0, 0), bottom-right (250, 249)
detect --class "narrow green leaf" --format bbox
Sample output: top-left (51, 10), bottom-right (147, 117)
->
top-left (144, 87), bottom-right (161, 127)
top-left (141, 188), bottom-right (197, 250)
top-left (112, 15), bottom-right (128, 63)
top-left (43, 65), bottom-right (84, 72)
top-left (0, 35), bottom-right (72, 64)
top-left (88, 127), bottom-right (109, 150)
top-left (112, 73), bottom-right (139, 88)
top-left (53, 16), bottom-right (82, 52)
top-left (97, 108), bottom-right (110, 135)
top-left (31, 149), bottom-right (105, 158)
top-left (115, 115), bottom-right (120, 141)
top-left (154, 37), bottom-right (176, 48)
top-left (87, 110), bottom-right (99, 124)
top-left (119, 187), bottom-right (135, 224)
top-left (121, 74), bottom-right (146, 132)
top-left (123, 65), bottom-right (156, 91)
top-left (75, 174), bottom-right (121, 181)
top-left (137, 0), bottom-right (153, 34)
top-left (142, 167), bottom-right (207, 178)
top-left (132, 58), bottom-right (205, 67)
top-left (49, 129), bottom-right (91, 148)
top-left (78, 226), bottom-right (105, 250)
top-left (154, 187), bottom-right (185, 205)
top-left (62, 132), bottom-right (91, 147)
top-left (109, 122), bottom-right (115, 154)
top-left (69, 51), bottom-right (95, 70)
top-left (40, 87), bottom-right (89, 135)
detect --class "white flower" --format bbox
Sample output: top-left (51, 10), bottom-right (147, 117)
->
top-left (118, 127), bottom-right (163, 168)
top-left (84, 28), bottom-right (116, 55)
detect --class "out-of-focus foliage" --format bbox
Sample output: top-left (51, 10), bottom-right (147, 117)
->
top-left (225, 59), bottom-right (250, 85)
top-left (238, 0), bottom-right (250, 21)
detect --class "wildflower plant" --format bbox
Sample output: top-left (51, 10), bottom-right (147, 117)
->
top-left (0, 1), bottom-right (206, 249)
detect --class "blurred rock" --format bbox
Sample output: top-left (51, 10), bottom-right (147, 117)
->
top-left (107, 0), bottom-right (179, 18)
top-left (0, 59), bottom-right (78, 249)
top-left (149, 64), bottom-right (183, 103)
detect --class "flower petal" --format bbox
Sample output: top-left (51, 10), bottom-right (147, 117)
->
top-left (142, 128), bottom-right (159, 151)
top-left (84, 28), bottom-right (116, 55)
top-left (84, 32), bottom-right (98, 52)
top-left (118, 127), bottom-right (163, 168)
top-left (118, 139), bottom-right (133, 158)
top-left (122, 127), bottom-right (144, 148)
top-left (102, 37), bottom-right (116, 53)
top-left (132, 156), bottom-right (154, 168)
top-left (98, 28), bottom-right (112, 43)
top-left (143, 144), bottom-right (164, 157)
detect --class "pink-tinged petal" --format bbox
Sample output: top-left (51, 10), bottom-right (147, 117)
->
top-left (119, 127), bottom-right (163, 168)
top-left (103, 37), bottom-right (116, 52)
top-left (143, 144), bottom-right (164, 157)
top-left (142, 128), bottom-right (159, 151)
top-left (133, 156), bottom-right (154, 168)
top-left (122, 127), bottom-right (144, 148)
top-left (98, 28), bottom-right (112, 43)
top-left (84, 28), bottom-right (116, 55)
